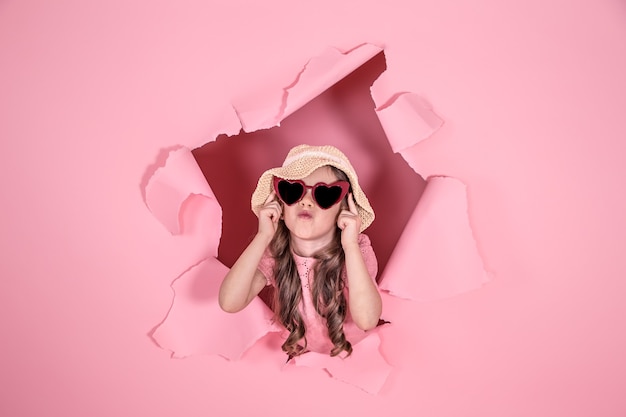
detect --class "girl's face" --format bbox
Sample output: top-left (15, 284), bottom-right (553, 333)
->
top-left (281, 166), bottom-right (344, 247)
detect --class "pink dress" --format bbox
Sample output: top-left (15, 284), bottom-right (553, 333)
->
top-left (257, 234), bottom-right (379, 354)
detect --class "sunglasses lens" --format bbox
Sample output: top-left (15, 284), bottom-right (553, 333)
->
top-left (277, 180), bottom-right (304, 205)
top-left (313, 185), bottom-right (343, 209)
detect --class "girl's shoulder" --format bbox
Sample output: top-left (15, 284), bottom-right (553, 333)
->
top-left (358, 233), bottom-right (372, 247)
top-left (357, 233), bottom-right (376, 259)
top-left (345, 234), bottom-right (378, 283)
top-left (257, 248), bottom-right (275, 286)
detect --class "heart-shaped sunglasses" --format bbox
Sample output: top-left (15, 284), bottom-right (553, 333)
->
top-left (273, 177), bottom-right (350, 209)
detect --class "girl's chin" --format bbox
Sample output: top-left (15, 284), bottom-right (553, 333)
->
top-left (289, 227), bottom-right (336, 242)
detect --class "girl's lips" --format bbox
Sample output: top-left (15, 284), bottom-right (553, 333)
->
top-left (297, 211), bottom-right (312, 219)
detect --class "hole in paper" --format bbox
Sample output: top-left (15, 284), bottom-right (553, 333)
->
top-left (192, 52), bottom-right (426, 282)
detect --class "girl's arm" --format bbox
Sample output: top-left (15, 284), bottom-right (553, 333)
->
top-left (218, 193), bottom-right (281, 313)
top-left (218, 234), bottom-right (271, 312)
top-left (343, 242), bottom-right (382, 330)
top-left (338, 195), bottom-right (382, 330)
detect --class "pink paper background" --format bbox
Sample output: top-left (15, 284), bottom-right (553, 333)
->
top-left (2, 0), bottom-right (625, 416)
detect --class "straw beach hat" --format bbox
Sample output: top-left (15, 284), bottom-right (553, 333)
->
top-left (251, 144), bottom-right (375, 232)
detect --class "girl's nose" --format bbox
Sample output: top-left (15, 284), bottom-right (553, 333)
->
top-left (299, 189), bottom-right (314, 207)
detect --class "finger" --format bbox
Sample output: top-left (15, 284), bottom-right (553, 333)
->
top-left (338, 212), bottom-right (356, 229)
top-left (269, 206), bottom-right (281, 222)
top-left (347, 193), bottom-right (358, 215)
top-left (337, 214), bottom-right (346, 230)
top-left (260, 202), bottom-right (279, 218)
top-left (265, 191), bottom-right (277, 204)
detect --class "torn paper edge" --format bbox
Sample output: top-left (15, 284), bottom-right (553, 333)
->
top-left (292, 331), bottom-right (391, 395)
top-left (143, 104), bottom-right (242, 235)
top-left (150, 257), bottom-right (280, 360)
top-left (370, 70), bottom-right (444, 153)
top-left (232, 43), bottom-right (383, 132)
top-left (378, 176), bottom-right (490, 300)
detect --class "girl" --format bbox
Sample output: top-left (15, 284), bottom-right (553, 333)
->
top-left (219, 144), bottom-right (381, 358)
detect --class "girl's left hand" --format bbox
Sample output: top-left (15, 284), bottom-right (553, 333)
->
top-left (337, 193), bottom-right (361, 248)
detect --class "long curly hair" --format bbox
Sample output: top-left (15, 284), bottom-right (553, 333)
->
top-left (269, 167), bottom-right (352, 358)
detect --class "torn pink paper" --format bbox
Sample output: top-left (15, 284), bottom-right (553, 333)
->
top-left (370, 69), bottom-right (443, 153)
top-left (144, 147), bottom-right (221, 236)
top-left (379, 176), bottom-right (490, 300)
top-left (373, 92), bottom-right (444, 153)
top-left (144, 43), bottom-right (489, 394)
top-left (233, 43), bottom-right (383, 132)
top-left (151, 257), bottom-right (279, 359)
top-left (143, 103), bottom-right (242, 236)
top-left (292, 332), bottom-right (391, 395)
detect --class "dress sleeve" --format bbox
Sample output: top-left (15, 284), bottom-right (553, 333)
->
top-left (343, 233), bottom-right (378, 286)
top-left (257, 248), bottom-right (275, 286)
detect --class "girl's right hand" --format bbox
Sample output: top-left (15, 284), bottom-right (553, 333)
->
top-left (257, 191), bottom-right (282, 240)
